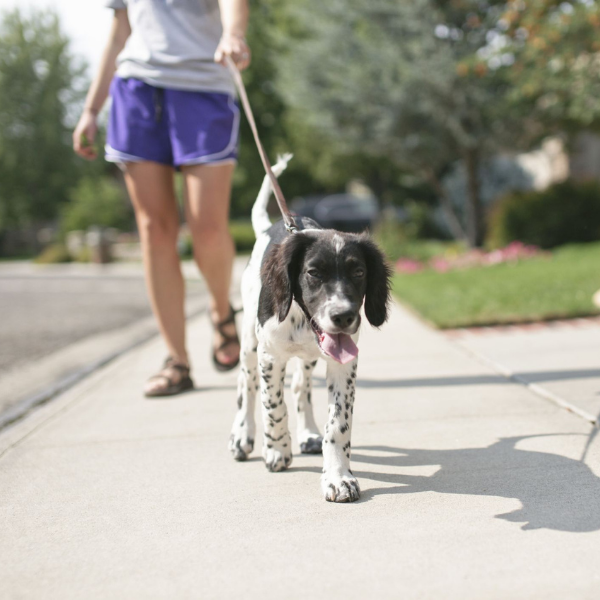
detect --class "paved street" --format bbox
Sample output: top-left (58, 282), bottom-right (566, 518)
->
top-left (0, 261), bottom-right (210, 425)
top-left (0, 262), bottom-right (205, 373)
top-left (1, 299), bottom-right (599, 599)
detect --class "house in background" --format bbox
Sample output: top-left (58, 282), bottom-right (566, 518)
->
top-left (517, 133), bottom-right (600, 189)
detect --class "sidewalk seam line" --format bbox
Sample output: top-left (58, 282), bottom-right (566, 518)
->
top-left (452, 338), bottom-right (599, 427)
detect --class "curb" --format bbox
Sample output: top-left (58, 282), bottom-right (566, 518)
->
top-left (0, 305), bottom-right (207, 432)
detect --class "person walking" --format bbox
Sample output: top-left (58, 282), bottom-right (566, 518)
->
top-left (73, 0), bottom-right (250, 396)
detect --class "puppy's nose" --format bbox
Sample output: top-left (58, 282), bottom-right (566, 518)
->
top-left (330, 310), bottom-right (357, 329)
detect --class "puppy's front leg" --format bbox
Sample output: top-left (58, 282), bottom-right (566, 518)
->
top-left (259, 350), bottom-right (293, 472)
top-left (321, 359), bottom-right (360, 502)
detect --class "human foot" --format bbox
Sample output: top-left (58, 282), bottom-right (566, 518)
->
top-left (144, 357), bottom-right (194, 397)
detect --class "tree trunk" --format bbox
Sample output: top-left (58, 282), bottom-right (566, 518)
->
top-left (464, 148), bottom-right (484, 248)
top-left (426, 169), bottom-right (467, 243)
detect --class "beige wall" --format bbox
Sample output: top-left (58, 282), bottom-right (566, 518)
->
top-left (570, 132), bottom-right (600, 182)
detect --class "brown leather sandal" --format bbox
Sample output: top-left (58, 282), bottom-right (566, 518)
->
top-left (144, 357), bottom-right (194, 397)
top-left (210, 305), bottom-right (241, 372)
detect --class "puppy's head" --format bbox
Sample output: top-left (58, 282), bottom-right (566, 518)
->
top-left (261, 230), bottom-right (392, 356)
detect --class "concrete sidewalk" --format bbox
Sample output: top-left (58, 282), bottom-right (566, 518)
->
top-left (1, 301), bottom-right (600, 599)
top-left (447, 319), bottom-right (600, 423)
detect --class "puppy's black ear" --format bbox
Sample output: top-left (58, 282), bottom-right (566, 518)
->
top-left (260, 233), bottom-right (313, 323)
top-left (358, 235), bottom-right (392, 327)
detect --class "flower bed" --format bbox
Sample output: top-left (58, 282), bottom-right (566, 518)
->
top-left (396, 241), bottom-right (548, 274)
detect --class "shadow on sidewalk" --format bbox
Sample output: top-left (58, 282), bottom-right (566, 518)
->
top-left (349, 435), bottom-right (600, 532)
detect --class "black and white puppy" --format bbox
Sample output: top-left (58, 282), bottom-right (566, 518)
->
top-left (229, 155), bottom-right (391, 502)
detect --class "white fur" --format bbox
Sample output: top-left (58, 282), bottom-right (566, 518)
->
top-left (251, 153), bottom-right (293, 236)
top-left (229, 156), bottom-right (361, 502)
top-left (333, 234), bottom-right (345, 254)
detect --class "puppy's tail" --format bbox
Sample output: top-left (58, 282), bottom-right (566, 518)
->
top-left (251, 153), bottom-right (293, 237)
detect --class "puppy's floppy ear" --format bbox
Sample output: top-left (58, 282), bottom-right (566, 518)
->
top-left (358, 235), bottom-right (392, 327)
top-left (261, 233), bottom-right (314, 323)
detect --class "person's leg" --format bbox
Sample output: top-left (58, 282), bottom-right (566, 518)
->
top-left (181, 161), bottom-right (239, 367)
top-left (123, 161), bottom-right (190, 391)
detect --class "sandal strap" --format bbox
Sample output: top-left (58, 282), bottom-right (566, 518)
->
top-left (163, 356), bottom-right (190, 374)
top-left (215, 333), bottom-right (240, 352)
top-left (212, 305), bottom-right (241, 331)
top-left (148, 359), bottom-right (190, 385)
top-left (147, 372), bottom-right (177, 386)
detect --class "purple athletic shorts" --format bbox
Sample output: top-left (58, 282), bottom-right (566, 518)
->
top-left (105, 77), bottom-right (239, 168)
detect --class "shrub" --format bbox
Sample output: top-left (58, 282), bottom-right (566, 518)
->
top-left (374, 219), bottom-right (461, 263)
top-left (34, 243), bottom-right (71, 264)
top-left (178, 220), bottom-right (257, 258)
top-left (229, 220), bottom-right (256, 253)
top-left (61, 176), bottom-right (132, 235)
top-left (487, 180), bottom-right (600, 249)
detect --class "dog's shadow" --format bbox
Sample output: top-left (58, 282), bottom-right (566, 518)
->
top-left (344, 437), bottom-right (600, 532)
top-left (292, 435), bottom-right (600, 532)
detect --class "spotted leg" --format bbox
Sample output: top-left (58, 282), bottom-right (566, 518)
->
top-left (321, 359), bottom-right (360, 502)
top-left (229, 315), bottom-right (258, 461)
top-left (292, 359), bottom-right (322, 454)
top-left (259, 350), bottom-right (292, 472)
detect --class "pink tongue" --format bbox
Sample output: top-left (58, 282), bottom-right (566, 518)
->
top-left (319, 332), bottom-right (359, 364)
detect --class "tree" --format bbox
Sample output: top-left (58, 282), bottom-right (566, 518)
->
top-left (231, 0), bottom-right (331, 218)
top-left (0, 9), bottom-right (87, 232)
top-left (61, 176), bottom-right (132, 235)
top-left (273, 0), bottom-right (599, 246)
top-left (498, 0), bottom-right (600, 131)
top-left (233, 0), bottom-right (416, 219)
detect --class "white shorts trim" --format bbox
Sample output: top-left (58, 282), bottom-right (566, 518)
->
top-left (105, 96), bottom-right (239, 168)
top-left (104, 145), bottom-right (145, 164)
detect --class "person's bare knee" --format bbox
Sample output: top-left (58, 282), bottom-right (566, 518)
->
top-left (138, 212), bottom-right (179, 249)
top-left (192, 222), bottom-right (232, 253)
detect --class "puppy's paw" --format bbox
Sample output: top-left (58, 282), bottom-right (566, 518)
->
top-left (263, 444), bottom-right (293, 472)
top-left (229, 432), bottom-right (254, 461)
top-left (321, 472), bottom-right (361, 503)
top-left (299, 433), bottom-right (323, 455)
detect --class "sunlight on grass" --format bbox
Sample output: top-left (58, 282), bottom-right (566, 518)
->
top-left (392, 242), bottom-right (600, 328)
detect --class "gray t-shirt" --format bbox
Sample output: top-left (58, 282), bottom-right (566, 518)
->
top-left (105, 0), bottom-right (235, 95)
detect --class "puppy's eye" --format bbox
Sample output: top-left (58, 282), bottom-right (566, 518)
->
top-left (353, 268), bottom-right (365, 278)
top-left (307, 269), bottom-right (322, 279)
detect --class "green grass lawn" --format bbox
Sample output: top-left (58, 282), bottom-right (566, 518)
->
top-left (392, 242), bottom-right (600, 329)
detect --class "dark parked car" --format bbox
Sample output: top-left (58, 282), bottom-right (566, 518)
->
top-left (290, 193), bottom-right (379, 233)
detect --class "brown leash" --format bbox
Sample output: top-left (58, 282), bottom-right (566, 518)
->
top-left (225, 57), bottom-right (298, 233)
